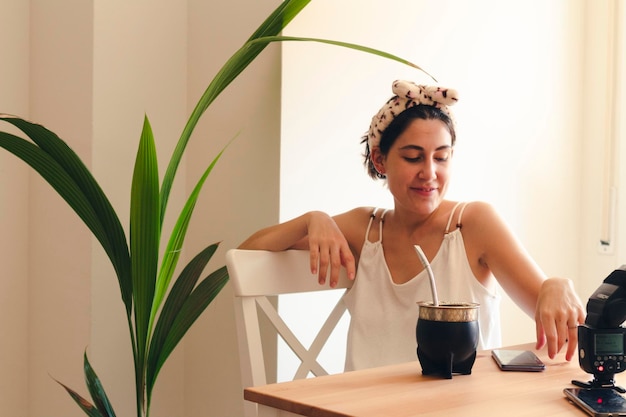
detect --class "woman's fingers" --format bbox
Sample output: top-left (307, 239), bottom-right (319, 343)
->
top-left (306, 212), bottom-right (355, 287)
top-left (535, 278), bottom-right (585, 360)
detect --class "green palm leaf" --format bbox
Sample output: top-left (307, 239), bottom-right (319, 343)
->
top-left (53, 379), bottom-right (106, 417)
top-left (52, 352), bottom-right (116, 417)
top-left (250, 35), bottom-right (436, 81)
top-left (155, 266), bottom-right (229, 378)
top-left (0, 116), bottom-right (133, 313)
top-left (246, 0), bottom-right (309, 41)
top-left (129, 116), bottom-right (161, 408)
top-left (151, 141), bottom-right (230, 327)
top-left (83, 352), bottom-right (117, 417)
top-left (146, 243), bottom-right (220, 398)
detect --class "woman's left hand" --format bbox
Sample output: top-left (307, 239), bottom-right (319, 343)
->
top-left (535, 278), bottom-right (585, 360)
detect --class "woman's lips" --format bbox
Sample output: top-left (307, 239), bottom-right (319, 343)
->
top-left (411, 186), bottom-right (437, 196)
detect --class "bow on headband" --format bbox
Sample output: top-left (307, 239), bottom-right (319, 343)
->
top-left (367, 80), bottom-right (459, 150)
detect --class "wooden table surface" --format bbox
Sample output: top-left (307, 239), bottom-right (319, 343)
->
top-left (244, 343), bottom-right (618, 416)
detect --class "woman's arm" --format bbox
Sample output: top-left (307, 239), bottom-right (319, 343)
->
top-left (238, 210), bottom-right (357, 287)
top-left (238, 211), bottom-right (315, 252)
top-left (463, 202), bottom-right (585, 360)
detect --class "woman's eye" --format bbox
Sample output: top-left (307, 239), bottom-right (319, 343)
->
top-left (434, 152), bottom-right (450, 162)
top-left (402, 154), bottom-right (449, 163)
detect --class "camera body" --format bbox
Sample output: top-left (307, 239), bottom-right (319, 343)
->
top-left (578, 266), bottom-right (626, 387)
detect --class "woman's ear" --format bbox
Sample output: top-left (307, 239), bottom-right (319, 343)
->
top-left (371, 146), bottom-right (386, 175)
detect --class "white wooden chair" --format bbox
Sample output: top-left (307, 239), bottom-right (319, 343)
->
top-left (226, 249), bottom-right (353, 417)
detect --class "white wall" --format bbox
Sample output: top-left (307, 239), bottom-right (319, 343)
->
top-left (280, 0), bottom-right (586, 367)
top-left (579, 0), bottom-right (626, 299)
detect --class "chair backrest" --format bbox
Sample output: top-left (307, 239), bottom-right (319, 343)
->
top-left (226, 248), bottom-right (353, 417)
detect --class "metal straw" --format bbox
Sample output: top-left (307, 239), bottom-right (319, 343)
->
top-left (414, 245), bottom-right (439, 306)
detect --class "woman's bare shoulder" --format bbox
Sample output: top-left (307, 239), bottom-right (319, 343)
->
top-left (334, 206), bottom-right (378, 218)
top-left (333, 206), bottom-right (378, 227)
top-left (333, 207), bottom-right (381, 245)
top-left (460, 201), bottom-right (500, 221)
top-left (460, 201), bottom-right (514, 240)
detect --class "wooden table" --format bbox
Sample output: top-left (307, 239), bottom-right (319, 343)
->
top-left (244, 343), bottom-right (619, 416)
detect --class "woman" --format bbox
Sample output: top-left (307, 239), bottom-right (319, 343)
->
top-left (239, 80), bottom-right (585, 371)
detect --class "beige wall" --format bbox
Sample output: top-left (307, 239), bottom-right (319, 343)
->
top-left (0, 0), bottom-right (29, 413)
top-left (183, 1), bottom-right (281, 416)
top-left (90, 0), bottom-right (189, 415)
top-left (28, 1), bottom-right (94, 415)
top-left (1, 0), bottom-right (279, 416)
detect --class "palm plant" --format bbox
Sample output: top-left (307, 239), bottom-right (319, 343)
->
top-left (0, 0), bottom-right (432, 416)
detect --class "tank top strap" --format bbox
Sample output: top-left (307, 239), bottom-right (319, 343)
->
top-left (364, 208), bottom-right (389, 243)
top-left (364, 208), bottom-right (379, 242)
top-left (456, 202), bottom-right (470, 226)
top-left (445, 202), bottom-right (471, 233)
top-left (379, 209), bottom-right (389, 242)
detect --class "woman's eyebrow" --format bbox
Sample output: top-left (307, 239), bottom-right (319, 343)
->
top-left (398, 144), bottom-right (452, 151)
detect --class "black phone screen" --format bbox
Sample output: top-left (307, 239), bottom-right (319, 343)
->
top-left (491, 349), bottom-right (545, 371)
top-left (564, 388), bottom-right (626, 416)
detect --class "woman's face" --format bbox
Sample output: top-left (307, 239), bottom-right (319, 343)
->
top-left (373, 118), bottom-right (453, 216)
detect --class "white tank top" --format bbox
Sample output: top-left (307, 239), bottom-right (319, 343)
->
top-left (343, 203), bottom-right (502, 371)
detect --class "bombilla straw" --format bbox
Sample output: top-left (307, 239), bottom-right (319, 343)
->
top-left (414, 245), bottom-right (439, 306)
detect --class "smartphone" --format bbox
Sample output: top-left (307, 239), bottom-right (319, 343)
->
top-left (564, 387), bottom-right (626, 416)
top-left (491, 349), bottom-right (545, 371)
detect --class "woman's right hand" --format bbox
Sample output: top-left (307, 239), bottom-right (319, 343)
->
top-left (238, 210), bottom-right (357, 288)
top-left (305, 211), bottom-right (356, 288)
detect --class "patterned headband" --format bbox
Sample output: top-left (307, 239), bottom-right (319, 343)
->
top-left (367, 80), bottom-right (459, 150)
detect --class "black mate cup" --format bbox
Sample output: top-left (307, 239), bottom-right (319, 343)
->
top-left (416, 301), bottom-right (480, 379)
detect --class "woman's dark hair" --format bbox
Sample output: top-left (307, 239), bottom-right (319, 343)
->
top-left (361, 105), bottom-right (456, 179)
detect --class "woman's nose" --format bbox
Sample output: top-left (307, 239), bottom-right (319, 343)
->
top-left (419, 159), bottom-right (436, 179)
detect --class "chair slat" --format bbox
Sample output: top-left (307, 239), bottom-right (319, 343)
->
top-left (227, 249), bottom-right (352, 296)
